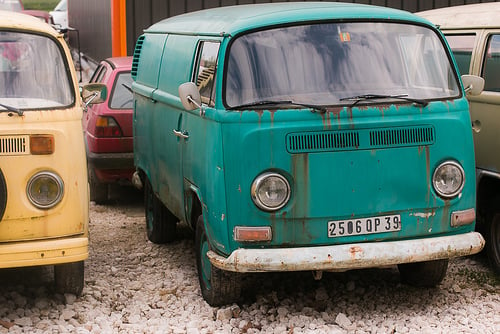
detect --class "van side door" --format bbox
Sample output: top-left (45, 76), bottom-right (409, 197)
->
top-left (467, 32), bottom-right (500, 173)
top-left (152, 35), bottom-right (198, 219)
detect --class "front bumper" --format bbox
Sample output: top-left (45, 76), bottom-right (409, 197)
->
top-left (87, 151), bottom-right (134, 170)
top-left (207, 232), bottom-right (484, 273)
top-left (0, 237), bottom-right (88, 268)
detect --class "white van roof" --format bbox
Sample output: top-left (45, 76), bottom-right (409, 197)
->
top-left (417, 3), bottom-right (500, 30)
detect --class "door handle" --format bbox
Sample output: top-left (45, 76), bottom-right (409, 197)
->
top-left (173, 129), bottom-right (189, 139)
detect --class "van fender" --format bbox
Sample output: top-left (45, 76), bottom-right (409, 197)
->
top-left (183, 179), bottom-right (204, 231)
top-left (183, 179), bottom-right (230, 255)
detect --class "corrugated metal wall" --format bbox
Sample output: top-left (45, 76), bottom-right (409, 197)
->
top-left (69, 0), bottom-right (112, 62)
top-left (68, 0), bottom-right (500, 61)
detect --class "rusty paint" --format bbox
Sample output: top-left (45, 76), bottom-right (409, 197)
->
top-left (349, 246), bottom-right (363, 259)
top-left (442, 199), bottom-right (451, 226)
top-left (320, 111), bottom-right (332, 130)
top-left (291, 153), bottom-right (309, 218)
top-left (425, 146), bottom-right (431, 205)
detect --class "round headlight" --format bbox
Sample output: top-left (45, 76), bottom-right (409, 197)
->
top-left (432, 161), bottom-right (465, 199)
top-left (251, 172), bottom-right (291, 211)
top-left (27, 171), bottom-right (64, 209)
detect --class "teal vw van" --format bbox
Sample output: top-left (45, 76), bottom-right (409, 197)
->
top-left (132, 3), bottom-right (485, 306)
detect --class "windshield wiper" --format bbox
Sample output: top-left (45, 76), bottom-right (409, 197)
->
top-left (339, 94), bottom-right (428, 107)
top-left (228, 100), bottom-right (327, 113)
top-left (122, 83), bottom-right (133, 93)
top-left (0, 102), bottom-right (23, 116)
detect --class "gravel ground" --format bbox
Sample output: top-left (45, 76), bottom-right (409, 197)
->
top-left (1, 187), bottom-right (499, 333)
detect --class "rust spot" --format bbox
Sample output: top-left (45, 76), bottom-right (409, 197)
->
top-left (425, 146), bottom-right (431, 204)
top-left (324, 107), bottom-right (343, 129)
top-left (349, 246), bottom-right (363, 258)
top-left (291, 153), bottom-right (309, 217)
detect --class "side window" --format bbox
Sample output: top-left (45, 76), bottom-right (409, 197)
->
top-left (90, 65), bottom-right (106, 83)
top-left (195, 41), bottom-right (220, 107)
top-left (109, 72), bottom-right (133, 109)
top-left (482, 34), bottom-right (500, 92)
top-left (445, 34), bottom-right (476, 75)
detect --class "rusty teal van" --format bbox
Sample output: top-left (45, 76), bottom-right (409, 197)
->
top-left (132, 3), bottom-right (485, 306)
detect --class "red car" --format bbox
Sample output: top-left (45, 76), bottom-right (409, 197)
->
top-left (84, 57), bottom-right (134, 203)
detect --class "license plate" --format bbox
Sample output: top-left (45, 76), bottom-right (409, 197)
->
top-left (328, 214), bottom-right (401, 238)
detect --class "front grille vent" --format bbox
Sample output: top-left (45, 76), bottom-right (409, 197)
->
top-left (131, 35), bottom-right (145, 80)
top-left (286, 126), bottom-right (435, 153)
top-left (286, 131), bottom-right (359, 153)
top-left (370, 126), bottom-right (435, 148)
top-left (0, 135), bottom-right (29, 156)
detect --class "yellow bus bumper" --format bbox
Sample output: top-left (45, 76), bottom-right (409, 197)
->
top-left (0, 237), bottom-right (88, 269)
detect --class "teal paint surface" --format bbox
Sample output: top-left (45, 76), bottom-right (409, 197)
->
top-left (132, 2), bottom-right (476, 260)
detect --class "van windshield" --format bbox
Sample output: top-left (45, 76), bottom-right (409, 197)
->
top-left (0, 31), bottom-right (73, 110)
top-left (225, 22), bottom-right (460, 109)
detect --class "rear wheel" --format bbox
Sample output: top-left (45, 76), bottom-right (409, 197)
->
top-left (398, 259), bottom-right (448, 287)
top-left (486, 213), bottom-right (500, 274)
top-left (195, 215), bottom-right (241, 306)
top-left (54, 261), bottom-right (84, 296)
top-left (89, 167), bottom-right (108, 204)
top-left (144, 179), bottom-right (176, 243)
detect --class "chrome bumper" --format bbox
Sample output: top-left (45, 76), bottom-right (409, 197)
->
top-left (207, 232), bottom-right (484, 273)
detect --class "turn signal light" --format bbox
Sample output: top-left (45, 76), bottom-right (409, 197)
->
top-left (30, 135), bottom-right (54, 155)
top-left (234, 226), bottom-right (272, 242)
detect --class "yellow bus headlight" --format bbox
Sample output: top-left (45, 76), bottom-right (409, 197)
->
top-left (27, 171), bottom-right (64, 209)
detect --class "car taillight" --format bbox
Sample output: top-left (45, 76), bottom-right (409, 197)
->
top-left (95, 116), bottom-right (123, 137)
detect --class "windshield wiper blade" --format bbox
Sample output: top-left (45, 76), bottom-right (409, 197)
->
top-left (228, 100), bottom-right (327, 113)
top-left (340, 94), bottom-right (428, 107)
top-left (0, 102), bottom-right (23, 116)
top-left (122, 83), bottom-right (133, 93)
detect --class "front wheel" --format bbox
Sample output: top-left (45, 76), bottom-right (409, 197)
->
top-left (54, 261), bottom-right (84, 296)
top-left (486, 213), bottom-right (500, 274)
top-left (144, 179), bottom-right (176, 244)
top-left (195, 215), bottom-right (241, 306)
top-left (398, 259), bottom-right (448, 287)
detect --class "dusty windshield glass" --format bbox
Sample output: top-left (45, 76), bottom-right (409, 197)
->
top-left (0, 31), bottom-right (73, 110)
top-left (225, 22), bottom-right (460, 108)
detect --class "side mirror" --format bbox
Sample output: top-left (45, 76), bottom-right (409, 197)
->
top-left (179, 82), bottom-right (202, 112)
top-left (81, 83), bottom-right (107, 108)
top-left (462, 75), bottom-right (484, 97)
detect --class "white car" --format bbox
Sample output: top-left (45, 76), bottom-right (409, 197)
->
top-left (50, 0), bottom-right (67, 29)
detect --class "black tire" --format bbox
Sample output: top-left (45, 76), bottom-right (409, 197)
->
top-left (398, 259), bottom-right (448, 287)
top-left (195, 215), bottom-right (241, 306)
top-left (0, 169), bottom-right (7, 221)
top-left (54, 261), bottom-right (85, 296)
top-left (144, 179), bottom-right (176, 244)
top-left (89, 167), bottom-right (108, 204)
top-left (486, 213), bottom-right (500, 274)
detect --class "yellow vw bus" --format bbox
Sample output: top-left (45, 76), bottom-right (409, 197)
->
top-left (0, 11), bottom-right (98, 295)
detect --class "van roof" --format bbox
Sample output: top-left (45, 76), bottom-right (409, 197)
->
top-left (0, 9), bottom-right (60, 37)
top-left (417, 3), bottom-right (500, 30)
top-left (145, 2), bottom-right (430, 36)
